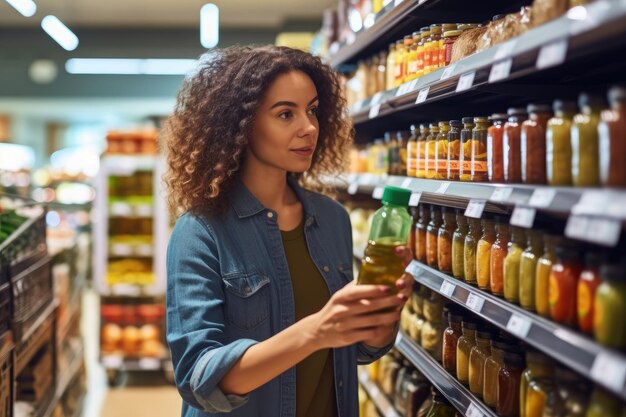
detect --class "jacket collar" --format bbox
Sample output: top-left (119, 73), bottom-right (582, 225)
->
top-left (231, 174), bottom-right (318, 224)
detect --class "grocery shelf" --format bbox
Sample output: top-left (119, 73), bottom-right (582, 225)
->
top-left (53, 347), bottom-right (84, 411)
top-left (395, 331), bottom-right (497, 417)
top-left (330, 0), bottom-right (527, 68)
top-left (404, 259), bottom-right (626, 400)
top-left (101, 355), bottom-right (169, 372)
top-left (348, 0), bottom-right (626, 139)
top-left (357, 368), bottom-right (402, 417)
top-left (18, 298), bottom-right (58, 345)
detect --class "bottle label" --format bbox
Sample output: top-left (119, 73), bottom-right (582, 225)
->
top-left (408, 61), bottom-right (418, 75)
top-left (549, 274), bottom-right (559, 308)
top-left (472, 161), bottom-right (488, 173)
top-left (577, 282), bottom-right (592, 319)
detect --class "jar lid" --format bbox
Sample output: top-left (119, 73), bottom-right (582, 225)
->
top-left (552, 99), bottom-right (577, 113)
top-left (507, 107), bottom-right (528, 116)
top-left (461, 117), bottom-right (475, 124)
top-left (474, 116), bottom-right (489, 123)
top-left (410, 124), bottom-right (417, 132)
top-left (443, 30), bottom-right (463, 37)
top-left (430, 24), bottom-right (442, 32)
top-left (489, 113), bottom-right (508, 122)
top-left (578, 93), bottom-right (605, 109)
top-left (461, 321), bottom-right (478, 330)
top-left (412, 31), bottom-right (421, 37)
top-left (458, 23), bottom-right (479, 30)
top-left (600, 263), bottom-right (626, 282)
top-left (382, 186), bottom-right (412, 207)
top-left (420, 123), bottom-right (429, 130)
top-left (527, 104), bottom-right (552, 114)
top-left (421, 26), bottom-right (430, 31)
top-left (608, 86), bottom-right (626, 104)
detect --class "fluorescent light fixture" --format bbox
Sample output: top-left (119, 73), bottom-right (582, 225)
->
top-left (41, 15), bottom-right (79, 51)
top-left (5, 0), bottom-right (36, 17)
top-left (200, 3), bottom-right (219, 48)
top-left (65, 58), bottom-right (197, 75)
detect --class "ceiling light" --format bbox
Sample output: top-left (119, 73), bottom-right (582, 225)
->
top-left (65, 58), bottom-right (197, 75)
top-left (200, 3), bottom-right (219, 48)
top-left (41, 15), bottom-right (79, 51)
top-left (5, 0), bottom-right (36, 17)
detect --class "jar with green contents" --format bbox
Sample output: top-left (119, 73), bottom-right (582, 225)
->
top-left (491, 221), bottom-right (510, 296)
top-left (415, 204), bottom-right (431, 263)
top-left (498, 350), bottom-right (525, 417)
top-left (535, 235), bottom-right (558, 318)
top-left (426, 205), bottom-right (442, 268)
top-left (519, 230), bottom-right (544, 312)
top-left (452, 211), bottom-right (468, 280)
top-left (460, 117), bottom-right (475, 182)
top-left (425, 123), bottom-right (440, 179)
top-left (464, 218), bottom-right (482, 286)
top-left (471, 116), bottom-right (490, 182)
top-left (546, 100), bottom-right (577, 186)
top-left (572, 93), bottom-right (605, 186)
top-left (469, 329), bottom-right (495, 399)
top-left (456, 321), bottom-right (478, 386)
top-left (520, 351), bottom-right (555, 417)
top-left (436, 121), bottom-right (451, 180)
top-left (438, 207), bottom-right (456, 274)
top-left (477, 218), bottom-right (496, 291)
top-left (586, 387), bottom-right (622, 417)
top-left (504, 227), bottom-right (526, 304)
top-left (593, 263), bottom-right (626, 349)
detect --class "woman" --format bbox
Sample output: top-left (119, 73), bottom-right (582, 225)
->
top-left (164, 45), bottom-right (413, 417)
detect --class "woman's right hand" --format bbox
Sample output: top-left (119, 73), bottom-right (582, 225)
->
top-left (303, 282), bottom-right (405, 351)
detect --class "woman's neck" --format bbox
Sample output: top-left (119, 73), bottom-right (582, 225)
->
top-left (240, 157), bottom-right (298, 212)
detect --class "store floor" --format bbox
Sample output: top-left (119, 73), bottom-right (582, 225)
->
top-left (81, 289), bottom-right (182, 417)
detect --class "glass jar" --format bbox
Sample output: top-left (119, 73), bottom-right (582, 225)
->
top-left (477, 219), bottom-right (496, 291)
top-left (396, 130), bottom-right (410, 176)
top-left (442, 310), bottom-right (463, 374)
top-left (426, 205), bottom-right (442, 268)
top-left (438, 207), bottom-right (456, 273)
top-left (425, 123), bottom-right (440, 179)
top-left (464, 218), bottom-right (482, 286)
top-left (503, 108), bottom-right (528, 183)
top-left (438, 24), bottom-right (456, 68)
top-left (594, 263), bottom-right (626, 349)
top-left (520, 351), bottom-right (555, 417)
top-left (394, 359), bottom-right (413, 407)
top-left (526, 378), bottom-right (556, 417)
top-left (452, 211), bottom-right (468, 280)
top-left (572, 93), bottom-right (604, 187)
top-left (421, 317), bottom-right (445, 362)
top-left (406, 32), bottom-right (421, 82)
top-left (483, 339), bottom-right (512, 408)
top-left (416, 27), bottom-right (430, 79)
top-left (504, 227), bottom-right (526, 304)
top-left (471, 116), bottom-right (490, 182)
top-left (599, 86), bottom-right (626, 187)
top-left (521, 104), bottom-right (552, 184)
top-left (519, 230), bottom-right (544, 312)
top-left (586, 387), bottom-right (622, 417)
top-left (577, 252), bottom-right (606, 334)
top-left (425, 389), bottom-right (457, 417)
top-left (407, 124), bottom-right (419, 177)
top-left (491, 222), bottom-right (510, 296)
top-left (417, 123), bottom-right (430, 179)
top-left (416, 204), bottom-right (431, 264)
top-left (423, 292), bottom-right (446, 323)
top-left (447, 120), bottom-right (462, 180)
top-left (460, 117), bottom-right (475, 182)
top-left (549, 246), bottom-right (583, 326)
top-left (535, 235), bottom-right (558, 318)
top-left (436, 121), bottom-right (451, 180)
top-left (386, 43), bottom-right (396, 91)
top-left (456, 321), bottom-right (478, 385)
top-left (487, 113), bottom-right (508, 183)
top-left (469, 329), bottom-right (494, 399)
top-left (381, 352), bottom-right (403, 396)
top-left (497, 350), bottom-right (525, 417)
top-left (443, 29), bottom-right (462, 66)
top-left (546, 100), bottom-right (577, 186)
top-left (424, 24), bottom-right (442, 74)
top-left (402, 371), bottom-right (432, 417)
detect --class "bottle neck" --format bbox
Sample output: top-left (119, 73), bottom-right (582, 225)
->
top-left (476, 338), bottom-right (491, 349)
top-left (462, 328), bottom-right (476, 338)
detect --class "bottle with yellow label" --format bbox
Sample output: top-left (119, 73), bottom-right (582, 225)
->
top-left (401, 35), bottom-right (414, 85)
top-left (416, 27), bottom-right (430, 79)
top-left (425, 123), bottom-right (440, 179)
top-left (435, 121), bottom-right (451, 180)
top-left (406, 32), bottom-right (421, 81)
top-left (572, 93), bottom-right (604, 186)
top-left (424, 25), bottom-right (442, 75)
top-left (577, 252), bottom-right (605, 334)
top-left (386, 42), bottom-right (396, 91)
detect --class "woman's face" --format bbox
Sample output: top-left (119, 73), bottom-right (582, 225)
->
top-left (248, 70), bottom-right (320, 174)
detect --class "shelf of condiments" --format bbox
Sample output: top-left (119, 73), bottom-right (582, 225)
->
top-left (349, 87), bottom-right (626, 188)
top-left (105, 130), bottom-right (158, 155)
top-left (398, 289), bottom-right (626, 417)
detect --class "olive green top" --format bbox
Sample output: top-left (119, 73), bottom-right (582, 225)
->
top-left (281, 222), bottom-right (337, 417)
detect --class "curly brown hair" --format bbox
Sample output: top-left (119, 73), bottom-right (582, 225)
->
top-left (163, 45), bottom-right (353, 217)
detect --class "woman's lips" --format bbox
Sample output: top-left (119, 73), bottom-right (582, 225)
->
top-left (291, 148), bottom-right (314, 157)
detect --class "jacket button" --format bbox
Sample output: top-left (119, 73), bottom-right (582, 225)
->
top-left (244, 285), bottom-right (252, 295)
top-left (323, 266), bottom-right (330, 273)
top-left (267, 212), bottom-right (274, 219)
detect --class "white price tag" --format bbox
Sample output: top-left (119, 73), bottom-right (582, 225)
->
top-left (506, 314), bottom-right (532, 338)
top-left (565, 215), bottom-right (591, 240)
top-left (571, 190), bottom-right (609, 216)
top-left (536, 39), bottom-right (568, 70)
top-left (135, 204), bottom-right (153, 217)
top-left (494, 39), bottom-right (517, 61)
top-left (490, 187), bottom-right (513, 202)
top-left (489, 59), bottom-right (512, 83)
top-left (408, 79), bottom-right (419, 93)
top-left (139, 358), bottom-right (161, 370)
top-left (408, 192), bottom-right (422, 207)
top-left (606, 192), bottom-right (626, 219)
top-left (466, 403), bottom-right (484, 417)
top-left (111, 244), bottom-right (133, 257)
top-left (435, 182), bottom-right (451, 194)
top-left (466, 293), bottom-right (485, 313)
top-left (371, 92), bottom-right (383, 105)
top-left (110, 202), bottom-right (133, 217)
top-left (405, 260), bottom-right (422, 277)
top-left (401, 177), bottom-right (413, 188)
top-left (102, 355), bottom-right (123, 369)
top-left (415, 86), bottom-right (430, 104)
top-left (440, 281), bottom-right (456, 297)
top-left (440, 65), bottom-right (456, 80)
top-left (368, 103), bottom-right (381, 119)
top-left (347, 183), bottom-right (359, 195)
top-left (464, 199), bottom-right (487, 219)
top-left (510, 206), bottom-right (536, 228)
top-left (528, 188), bottom-right (556, 208)
top-left (456, 72), bottom-right (475, 92)
top-left (586, 217), bottom-right (622, 247)
top-left (396, 81), bottom-right (414, 97)
top-left (590, 352), bottom-right (626, 393)
top-left (372, 186), bottom-right (384, 200)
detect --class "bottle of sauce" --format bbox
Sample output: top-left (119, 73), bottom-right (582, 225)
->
top-left (401, 35), bottom-right (415, 85)
top-left (424, 25), bottom-right (442, 74)
top-left (416, 123), bottom-right (430, 179)
top-left (577, 252), bottom-right (606, 334)
top-left (476, 218), bottom-right (496, 291)
top-left (442, 29), bottom-right (462, 67)
top-left (460, 117), bottom-right (475, 182)
top-left (572, 93), bottom-right (604, 186)
top-left (393, 39), bottom-right (405, 88)
top-left (504, 227), bottom-right (526, 304)
top-left (549, 246), bottom-right (583, 326)
top-left (497, 350), bottom-right (525, 417)
top-left (546, 100), bottom-right (577, 186)
top-left (407, 124), bottom-right (419, 177)
top-left (599, 86), bottom-right (626, 187)
top-left (447, 120), bottom-right (462, 180)
top-left (503, 108), bottom-right (528, 183)
top-left (490, 221), bottom-right (510, 297)
top-left (437, 207), bottom-right (456, 274)
top-left (426, 205), bottom-right (442, 268)
top-left (520, 351), bottom-right (555, 417)
top-left (469, 329), bottom-right (495, 399)
top-left (471, 116), bottom-right (490, 182)
top-left (416, 27), bottom-right (430, 79)
top-left (535, 235), bottom-right (559, 319)
top-left (439, 24), bottom-right (457, 68)
top-left (519, 230), bottom-right (544, 312)
top-left (386, 42), bottom-right (397, 91)
top-left (452, 211), bottom-right (467, 280)
top-left (521, 104), bottom-right (552, 184)
top-left (436, 121), bottom-right (451, 180)
top-left (415, 204), bottom-right (430, 263)
top-left (425, 123), bottom-right (440, 179)
top-left (464, 218), bottom-right (482, 286)
top-left (456, 321), bottom-right (478, 386)
top-left (442, 309), bottom-right (463, 375)
top-left (593, 263), bottom-right (626, 348)
top-left (358, 186), bottom-right (412, 293)
top-left (483, 340), bottom-right (517, 409)
top-left (487, 113), bottom-right (508, 183)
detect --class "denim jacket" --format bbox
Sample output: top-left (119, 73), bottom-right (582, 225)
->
top-left (166, 176), bottom-right (393, 417)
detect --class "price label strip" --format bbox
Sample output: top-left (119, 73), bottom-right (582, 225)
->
top-left (466, 403), bottom-right (484, 417)
top-left (506, 314), bottom-right (532, 338)
top-left (435, 182), bottom-right (451, 194)
top-left (368, 103), bottom-right (382, 119)
top-left (405, 260), bottom-right (422, 278)
top-left (489, 58), bottom-right (513, 83)
top-left (494, 39), bottom-right (517, 61)
top-left (370, 92), bottom-right (383, 105)
top-left (401, 177), bottom-right (413, 188)
top-left (528, 188), bottom-right (556, 208)
top-left (408, 192), bottom-right (422, 207)
top-left (440, 281), bottom-right (456, 297)
top-left (372, 186), bottom-right (384, 200)
top-left (102, 355), bottom-right (123, 369)
top-left (590, 352), bottom-right (626, 393)
top-left (536, 39), bottom-right (568, 70)
top-left (465, 199), bottom-right (487, 219)
top-left (510, 206), bottom-right (536, 228)
top-left (586, 217), bottom-right (622, 247)
top-left (466, 293), bottom-right (485, 313)
top-left (415, 86), bottom-right (430, 104)
top-left (565, 215), bottom-right (591, 241)
top-left (456, 71), bottom-right (475, 92)
top-left (490, 187), bottom-right (513, 202)
top-left (440, 65), bottom-right (456, 80)
top-left (139, 358), bottom-right (161, 370)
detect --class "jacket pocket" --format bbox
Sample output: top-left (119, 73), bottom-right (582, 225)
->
top-left (222, 272), bottom-right (271, 330)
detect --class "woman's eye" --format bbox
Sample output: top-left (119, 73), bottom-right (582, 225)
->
top-left (308, 107), bottom-right (319, 116)
top-left (278, 111), bottom-right (292, 120)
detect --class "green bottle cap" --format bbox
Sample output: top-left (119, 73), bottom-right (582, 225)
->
top-left (382, 186), bottom-right (411, 207)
